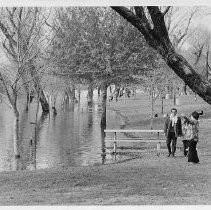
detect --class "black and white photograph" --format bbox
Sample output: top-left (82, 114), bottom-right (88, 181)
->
top-left (0, 0), bottom-right (210, 207)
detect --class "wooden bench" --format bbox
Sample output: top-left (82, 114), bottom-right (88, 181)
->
top-left (104, 129), bottom-right (165, 156)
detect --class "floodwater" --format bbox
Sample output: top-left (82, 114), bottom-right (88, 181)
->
top-left (0, 90), bottom-right (123, 172)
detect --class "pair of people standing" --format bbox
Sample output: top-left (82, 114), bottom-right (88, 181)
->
top-left (164, 108), bottom-right (202, 163)
top-left (182, 111), bottom-right (203, 163)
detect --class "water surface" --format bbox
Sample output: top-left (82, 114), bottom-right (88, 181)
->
top-left (0, 90), bottom-right (122, 172)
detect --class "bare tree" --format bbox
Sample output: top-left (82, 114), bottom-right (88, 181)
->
top-left (0, 7), bottom-right (51, 164)
top-left (164, 6), bottom-right (199, 95)
top-left (0, 7), bottom-right (49, 112)
top-left (189, 25), bottom-right (211, 79)
top-left (112, 6), bottom-right (211, 104)
top-left (165, 6), bottom-right (198, 49)
top-left (0, 64), bottom-right (24, 160)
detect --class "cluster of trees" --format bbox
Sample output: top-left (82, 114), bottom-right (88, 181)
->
top-left (48, 7), bottom-right (162, 126)
top-left (0, 6), bottom-right (211, 152)
top-left (0, 8), bottom-right (51, 158)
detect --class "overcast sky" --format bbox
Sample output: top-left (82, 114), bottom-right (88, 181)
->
top-left (0, 0), bottom-right (211, 7)
top-left (0, 3), bottom-right (211, 60)
top-left (198, 13), bottom-right (211, 31)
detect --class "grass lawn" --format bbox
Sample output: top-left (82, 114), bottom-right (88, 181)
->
top-left (108, 92), bottom-right (211, 129)
top-left (0, 92), bottom-right (210, 205)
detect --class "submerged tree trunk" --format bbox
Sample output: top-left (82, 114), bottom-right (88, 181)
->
top-left (100, 127), bottom-right (106, 164)
top-left (39, 90), bottom-right (49, 113)
top-left (13, 108), bottom-right (20, 158)
top-left (78, 87), bottom-right (81, 102)
top-left (22, 73), bottom-right (34, 111)
top-left (30, 100), bottom-right (49, 170)
top-left (67, 85), bottom-right (76, 102)
top-left (87, 83), bottom-right (94, 106)
top-left (30, 65), bottom-right (49, 113)
top-left (112, 7), bottom-right (211, 105)
top-left (161, 96), bottom-right (164, 114)
top-left (100, 83), bottom-right (108, 128)
top-left (97, 86), bottom-right (101, 98)
top-left (13, 105), bottom-right (20, 171)
top-left (24, 83), bottom-right (30, 112)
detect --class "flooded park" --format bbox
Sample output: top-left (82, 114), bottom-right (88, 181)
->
top-left (0, 89), bottom-right (124, 172)
top-left (0, 4), bottom-right (211, 205)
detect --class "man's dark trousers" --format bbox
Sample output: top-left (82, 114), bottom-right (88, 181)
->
top-left (167, 131), bottom-right (177, 156)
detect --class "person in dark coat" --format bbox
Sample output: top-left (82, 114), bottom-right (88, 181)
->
top-left (185, 111), bottom-right (203, 163)
top-left (164, 108), bottom-right (182, 157)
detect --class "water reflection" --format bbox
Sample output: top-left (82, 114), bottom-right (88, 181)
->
top-left (26, 113), bottom-right (49, 170)
top-left (0, 90), bottom-right (122, 172)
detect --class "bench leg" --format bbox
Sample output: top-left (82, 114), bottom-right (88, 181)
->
top-left (157, 142), bottom-right (161, 156)
top-left (113, 141), bottom-right (117, 154)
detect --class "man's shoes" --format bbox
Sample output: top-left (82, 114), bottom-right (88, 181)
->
top-left (167, 153), bottom-right (171, 157)
top-left (172, 153), bottom-right (175, 157)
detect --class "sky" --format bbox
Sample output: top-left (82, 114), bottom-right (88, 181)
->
top-left (0, 1), bottom-right (211, 57)
top-left (0, 0), bottom-right (211, 7)
top-left (0, 1), bottom-right (211, 28)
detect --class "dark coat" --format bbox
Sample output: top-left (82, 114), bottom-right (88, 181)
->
top-left (164, 116), bottom-right (182, 138)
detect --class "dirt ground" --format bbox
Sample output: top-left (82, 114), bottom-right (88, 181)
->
top-left (0, 94), bottom-right (210, 205)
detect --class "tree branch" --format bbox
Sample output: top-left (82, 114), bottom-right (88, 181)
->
top-left (0, 72), bottom-right (14, 106)
top-left (111, 7), bottom-right (156, 47)
top-left (2, 41), bottom-right (16, 58)
top-left (0, 21), bottom-right (17, 46)
top-left (134, 7), bottom-right (152, 30)
top-left (25, 8), bottom-right (39, 47)
top-left (147, 6), bottom-right (170, 40)
top-left (6, 7), bottom-right (18, 31)
top-left (162, 6), bottom-right (171, 16)
top-left (0, 93), bottom-right (13, 109)
top-left (112, 6), bottom-right (211, 104)
top-left (176, 9), bottom-right (197, 46)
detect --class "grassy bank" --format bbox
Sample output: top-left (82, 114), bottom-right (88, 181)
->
top-left (108, 93), bottom-right (211, 129)
top-left (0, 93), bottom-right (210, 205)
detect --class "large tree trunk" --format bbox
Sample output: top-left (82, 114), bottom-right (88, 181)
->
top-left (24, 83), bottom-right (30, 111)
top-left (100, 83), bottom-right (108, 128)
top-left (13, 106), bottom-right (20, 171)
top-left (101, 126), bottom-right (106, 164)
top-left (112, 7), bottom-right (211, 105)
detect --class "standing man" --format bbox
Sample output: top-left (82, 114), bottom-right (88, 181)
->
top-left (164, 108), bottom-right (182, 157)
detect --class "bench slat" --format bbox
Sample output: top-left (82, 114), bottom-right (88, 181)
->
top-left (104, 129), bottom-right (164, 133)
top-left (105, 140), bottom-right (166, 142)
top-left (105, 138), bottom-right (165, 140)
